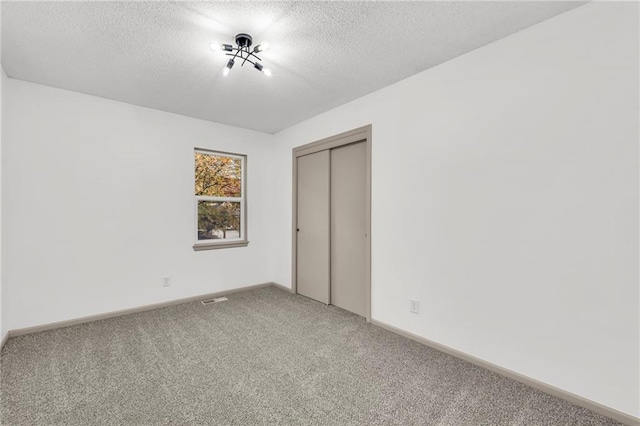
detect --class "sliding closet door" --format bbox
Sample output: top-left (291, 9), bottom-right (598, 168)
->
top-left (296, 151), bottom-right (330, 304)
top-left (330, 141), bottom-right (367, 317)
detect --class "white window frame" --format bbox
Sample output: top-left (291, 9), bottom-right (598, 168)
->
top-left (193, 149), bottom-right (248, 251)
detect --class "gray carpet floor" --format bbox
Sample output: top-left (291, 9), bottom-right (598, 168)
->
top-left (0, 286), bottom-right (622, 425)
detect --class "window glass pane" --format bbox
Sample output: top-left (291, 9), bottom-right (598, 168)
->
top-left (195, 152), bottom-right (242, 197)
top-left (197, 201), bottom-right (241, 240)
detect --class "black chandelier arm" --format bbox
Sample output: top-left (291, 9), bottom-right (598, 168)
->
top-left (241, 52), bottom-right (257, 67)
top-left (225, 50), bottom-right (262, 67)
top-left (228, 48), bottom-right (243, 62)
top-left (241, 57), bottom-right (259, 68)
top-left (245, 49), bottom-right (262, 63)
top-left (225, 52), bottom-right (259, 68)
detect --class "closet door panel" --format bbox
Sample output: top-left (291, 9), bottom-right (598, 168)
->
top-left (296, 151), bottom-right (330, 304)
top-left (330, 141), bottom-right (367, 316)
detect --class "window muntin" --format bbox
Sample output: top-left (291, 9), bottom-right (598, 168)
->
top-left (194, 150), bottom-right (246, 248)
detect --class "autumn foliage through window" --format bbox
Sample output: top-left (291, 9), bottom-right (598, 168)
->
top-left (194, 150), bottom-right (246, 245)
top-left (195, 153), bottom-right (241, 197)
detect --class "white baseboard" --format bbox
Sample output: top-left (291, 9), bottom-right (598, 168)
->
top-left (271, 282), bottom-right (294, 293)
top-left (7, 282), bottom-right (276, 338)
top-left (370, 319), bottom-right (639, 426)
top-left (0, 332), bottom-right (8, 353)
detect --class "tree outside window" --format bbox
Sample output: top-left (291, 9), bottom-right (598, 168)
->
top-left (194, 150), bottom-right (247, 249)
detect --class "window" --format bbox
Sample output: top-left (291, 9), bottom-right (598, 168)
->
top-left (193, 149), bottom-right (247, 250)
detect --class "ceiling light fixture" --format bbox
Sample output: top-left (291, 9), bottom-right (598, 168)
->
top-left (210, 33), bottom-right (271, 77)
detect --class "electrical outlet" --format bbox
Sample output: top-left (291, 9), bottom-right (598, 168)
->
top-left (410, 299), bottom-right (419, 314)
top-left (163, 276), bottom-right (171, 287)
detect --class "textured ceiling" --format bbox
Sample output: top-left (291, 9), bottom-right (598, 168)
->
top-left (2, 1), bottom-right (584, 133)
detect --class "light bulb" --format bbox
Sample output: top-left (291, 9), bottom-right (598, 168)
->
top-left (263, 68), bottom-right (272, 77)
top-left (255, 41), bottom-right (270, 53)
top-left (223, 67), bottom-right (230, 76)
top-left (209, 41), bottom-right (222, 52)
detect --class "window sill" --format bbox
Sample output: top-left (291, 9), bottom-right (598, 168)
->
top-left (193, 241), bottom-right (249, 251)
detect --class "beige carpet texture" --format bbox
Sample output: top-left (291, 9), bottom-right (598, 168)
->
top-left (0, 286), bottom-right (622, 425)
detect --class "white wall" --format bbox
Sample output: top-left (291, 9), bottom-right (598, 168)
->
top-left (0, 67), bottom-right (5, 342)
top-left (0, 1), bottom-right (4, 341)
top-left (2, 78), bottom-right (275, 331)
top-left (271, 2), bottom-right (639, 417)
